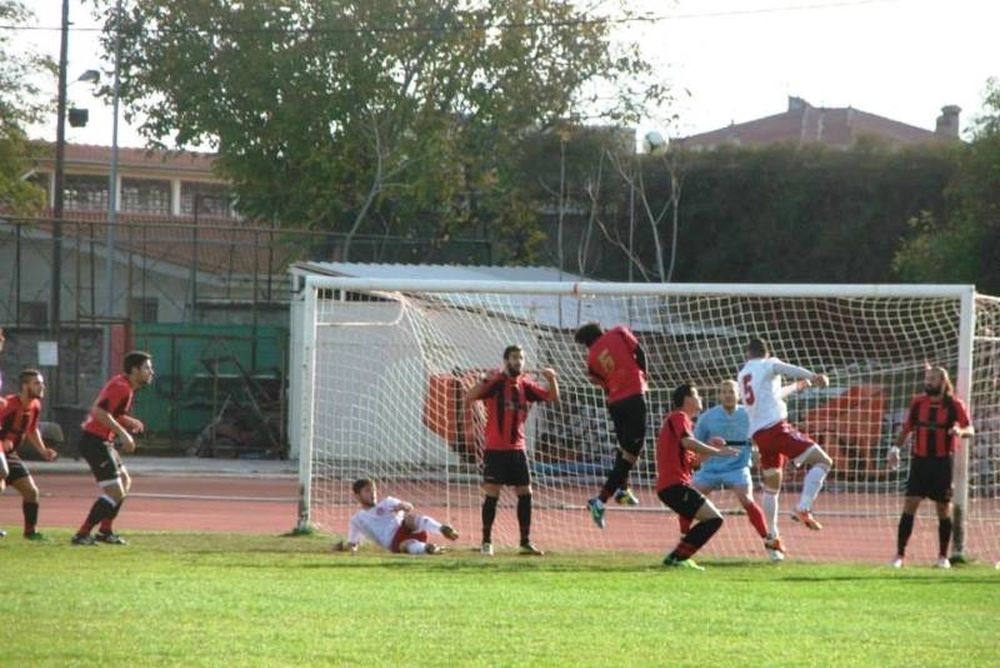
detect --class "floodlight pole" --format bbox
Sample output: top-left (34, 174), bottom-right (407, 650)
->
top-left (102, 0), bottom-right (123, 379)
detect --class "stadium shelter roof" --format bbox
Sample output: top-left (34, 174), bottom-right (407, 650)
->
top-left (291, 261), bottom-right (739, 336)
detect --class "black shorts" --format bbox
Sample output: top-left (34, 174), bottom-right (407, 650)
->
top-left (482, 450), bottom-right (531, 487)
top-left (905, 456), bottom-right (954, 503)
top-left (3, 451), bottom-right (30, 484)
top-left (657, 484), bottom-right (707, 520)
top-left (608, 394), bottom-right (647, 456)
top-left (79, 432), bottom-right (122, 485)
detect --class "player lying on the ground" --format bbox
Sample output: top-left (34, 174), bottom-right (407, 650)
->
top-left (0, 369), bottom-right (59, 540)
top-left (657, 384), bottom-right (739, 571)
top-left (335, 479), bottom-right (459, 555)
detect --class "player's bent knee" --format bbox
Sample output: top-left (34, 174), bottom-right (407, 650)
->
top-left (762, 469), bottom-right (782, 489)
top-left (798, 444), bottom-right (832, 469)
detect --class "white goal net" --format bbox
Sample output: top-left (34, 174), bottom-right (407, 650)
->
top-left (290, 277), bottom-right (1000, 563)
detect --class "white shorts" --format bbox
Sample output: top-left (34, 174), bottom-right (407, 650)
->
top-left (692, 467), bottom-right (753, 493)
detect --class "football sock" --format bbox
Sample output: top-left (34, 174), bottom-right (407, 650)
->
top-left (678, 516), bottom-right (693, 535)
top-left (797, 463), bottom-right (829, 511)
top-left (415, 515), bottom-right (442, 534)
top-left (23, 501), bottom-right (39, 535)
top-left (481, 495), bottom-right (499, 544)
top-left (741, 499), bottom-right (768, 538)
top-left (405, 541), bottom-right (428, 555)
top-left (669, 517), bottom-right (723, 561)
top-left (762, 489), bottom-right (779, 537)
top-left (517, 494), bottom-right (532, 544)
top-left (897, 512), bottom-right (915, 557)
top-left (100, 499), bottom-right (125, 534)
top-left (78, 496), bottom-right (116, 536)
top-left (937, 517), bottom-right (953, 558)
top-left (600, 452), bottom-right (633, 502)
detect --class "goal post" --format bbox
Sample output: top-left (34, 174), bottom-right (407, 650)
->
top-left (290, 275), bottom-right (998, 562)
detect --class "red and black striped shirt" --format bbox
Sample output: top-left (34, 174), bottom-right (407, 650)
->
top-left (0, 394), bottom-right (42, 452)
top-left (901, 394), bottom-right (971, 458)
top-left (480, 372), bottom-right (552, 451)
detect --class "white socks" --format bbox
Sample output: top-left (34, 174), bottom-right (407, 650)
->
top-left (797, 463), bottom-right (830, 512)
top-left (415, 515), bottom-right (442, 534)
top-left (405, 541), bottom-right (427, 555)
top-left (762, 489), bottom-right (779, 537)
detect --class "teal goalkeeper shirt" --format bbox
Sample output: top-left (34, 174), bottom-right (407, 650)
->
top-left (693, 404), bottom-right (752, 474)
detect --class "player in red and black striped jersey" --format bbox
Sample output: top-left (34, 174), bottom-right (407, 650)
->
top-left (574, 322), bottom-right (649, 529)
top-left (467, 345), bottom-right (558, 556)
top-left (0, 369), bottom-right (59, 540)
top-left (71, 351), bottom-right (155, 546)
top-left (656, 384), bottom-right (738, 570)
top-left (888, 367), bottom-right (974, 569)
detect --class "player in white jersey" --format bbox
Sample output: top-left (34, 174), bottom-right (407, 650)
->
top-left (335, 478), bottom-right (459, 555)
top-left (737, 338), bottom-right (833, 560)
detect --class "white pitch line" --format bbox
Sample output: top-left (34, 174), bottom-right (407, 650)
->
top-left (130, 492), bottom-right (298, 502)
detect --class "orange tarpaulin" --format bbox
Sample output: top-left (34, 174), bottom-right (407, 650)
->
top-left (422, 372), bottom-right (485, 458)
top-left (800, 385), bottom-right (886, 476)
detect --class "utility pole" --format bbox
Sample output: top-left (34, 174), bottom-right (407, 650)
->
top-left (50, 0), bottom-right (70, 405)
top-left (102, 0), bottom-right (123, 380)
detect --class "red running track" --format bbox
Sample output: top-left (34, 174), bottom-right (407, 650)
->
top-left (3, 473), bottom-right (997, 564)
top-left (0, 473), bottom-right (300, 535)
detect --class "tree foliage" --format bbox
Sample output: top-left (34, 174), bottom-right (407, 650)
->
top-left (519, 139), bottom-right (961, 284)
top-left (893, 78), bottom-right (1000, 293)
top-left (0, 0), bottom-right (52, 214)
top-left (93, 0), bottom-right (669, 259)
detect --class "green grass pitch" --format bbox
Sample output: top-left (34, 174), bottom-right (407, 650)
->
top-left (4, 531), bottom-right (998, 667)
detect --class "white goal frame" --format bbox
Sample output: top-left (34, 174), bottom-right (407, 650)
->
top-left (289, 277), bottom-right (977, 553)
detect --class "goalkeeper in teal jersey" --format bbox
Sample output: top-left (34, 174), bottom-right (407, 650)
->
top-left (689, 379), bottom-right (809, 561)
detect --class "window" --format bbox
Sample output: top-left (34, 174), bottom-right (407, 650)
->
top-left (130, 298), bottom-right (159, 323)
top-left (19, 302), bottom-right (48, 327)
top-left (64, 174), bottom-right (109, 211)
top-left (180, 182), bottom-right (233, 218)
top-left (121, 178), bottom-right (171, 215)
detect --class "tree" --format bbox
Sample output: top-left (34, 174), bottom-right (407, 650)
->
top-left (0, 1), bottom-right (52, 214)
top-left (92, 0), bottom-right (669, 261)
top-left (894, 77), bottom-right (1000, 292)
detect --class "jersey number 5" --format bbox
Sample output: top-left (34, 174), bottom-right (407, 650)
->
top-left (597, 349), bottom-right (615, 375)
top-left (741, 374), bottom-right (755, 406)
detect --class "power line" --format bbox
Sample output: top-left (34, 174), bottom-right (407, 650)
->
top-left (0, 0), bottom-right (901, 35)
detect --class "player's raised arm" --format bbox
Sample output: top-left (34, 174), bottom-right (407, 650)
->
top-left (466, 371), bottom-right (499, 402)
top-left (540, 368), bottom-right (559, 402)
top-left (771, 360), bottom-right (829, 388)
top-left (779, 378), bottom-right (812, 400)
top-left (634, 344), bottom-right (647, 374)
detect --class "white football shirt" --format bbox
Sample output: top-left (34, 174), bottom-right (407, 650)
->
top-left (347, 496), bottom-right (405, 550)
top-left (737, 357), bottom-right (814, 435)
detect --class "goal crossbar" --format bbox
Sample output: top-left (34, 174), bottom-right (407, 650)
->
top-left (301, 276), bottom-right (975, 299)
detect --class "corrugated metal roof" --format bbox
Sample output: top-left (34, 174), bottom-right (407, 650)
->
top-left (294, 261), bottom-right (585, 283)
